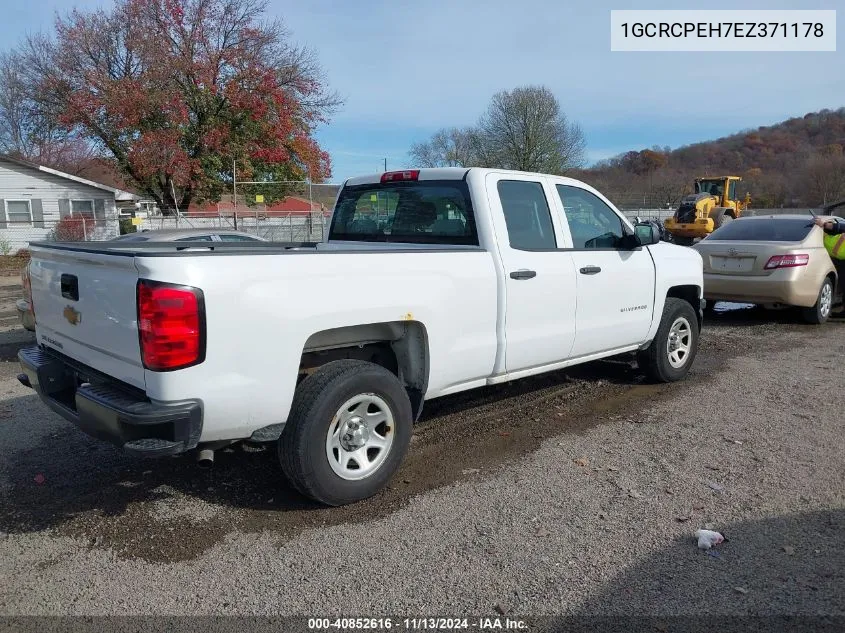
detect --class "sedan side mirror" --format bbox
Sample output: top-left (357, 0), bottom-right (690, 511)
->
top-left (634, 222), bottom-right (660, 246)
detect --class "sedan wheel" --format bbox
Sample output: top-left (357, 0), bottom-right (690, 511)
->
top-left (802, 278), bottom-right (833, 325)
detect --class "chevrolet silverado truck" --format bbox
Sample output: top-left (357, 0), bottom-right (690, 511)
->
top-left (17, 168), bottom-right (704, 506)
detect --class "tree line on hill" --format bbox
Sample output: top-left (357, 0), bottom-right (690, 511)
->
top-left (410, 98), bottom-right (845, 211)
top-left (576, 108), bottom-right (845, 210)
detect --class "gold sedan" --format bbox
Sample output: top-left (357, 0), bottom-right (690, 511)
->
top-left (692, 214), bottom-right (842, 324)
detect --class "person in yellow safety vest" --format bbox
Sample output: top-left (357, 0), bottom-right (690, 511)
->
top-left (815, 217), bottom-right (845, 306)
top-left (815, 217), bottom-right (845, 256)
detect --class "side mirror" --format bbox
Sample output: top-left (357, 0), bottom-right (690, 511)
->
top-left (618, 232), bottom-right (642, 250)
top-left (634, 222), bottom-right (659, 246)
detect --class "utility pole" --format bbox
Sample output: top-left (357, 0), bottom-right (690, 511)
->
top-left (232, 159), bottom-right (238, 230)
top-left (384, 158), bottom-right (387, 172)
top-left (171, 180), bottom-right (180, 227)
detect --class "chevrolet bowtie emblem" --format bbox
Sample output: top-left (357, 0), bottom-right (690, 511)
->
top-left (63, 305), bottom-right (81, 326)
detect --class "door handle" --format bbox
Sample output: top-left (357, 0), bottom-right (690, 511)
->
top-left (509, 269), bottom-right (537, 280)
top-left (579, 266), bottom-right (602, 275)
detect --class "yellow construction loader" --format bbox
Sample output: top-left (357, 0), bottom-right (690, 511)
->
top-left (664, 176), bottom-right (750, 245)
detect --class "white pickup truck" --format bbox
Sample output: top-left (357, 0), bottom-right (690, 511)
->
top-left (18, 168), bottom-right (704, 505)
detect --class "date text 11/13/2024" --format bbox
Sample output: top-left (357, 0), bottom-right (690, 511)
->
top-left (308, 617), bottom-right (529, 630)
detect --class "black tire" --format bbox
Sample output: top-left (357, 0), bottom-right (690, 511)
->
top-left (637, 298), bottom-right (700, 383)
top-left (714, 213), bottom-right (734, 229)
top-left (672, 235), bottom-right (695, 247)
top-left (279, 360), bottom-right (413, 506)
top-left (801, 277), bottom-right (834, 325)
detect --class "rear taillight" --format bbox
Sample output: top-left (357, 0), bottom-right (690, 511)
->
top-left (381, 170), bottom-right (419, 183)
top-left (764, 253), bottom-right (809, 269)
top-left (137, 280), bottom-right (205, 371)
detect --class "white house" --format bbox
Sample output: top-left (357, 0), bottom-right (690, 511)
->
top-left (0, 154), bottom-right (140, 252)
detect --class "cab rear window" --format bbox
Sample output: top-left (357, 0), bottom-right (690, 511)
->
top-left (707, 218), bottom-right (814, 242)
top-left (329, 181), bottom-right (477, 245)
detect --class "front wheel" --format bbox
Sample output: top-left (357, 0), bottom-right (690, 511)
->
top-left (637, 298), bottom-right (700, 382)
top-left (279, 360), bottom-right (413, 506)
top-left (714, 212), bottom-right (734, 229)
top-left (802, 278), bottom-right (833, 325)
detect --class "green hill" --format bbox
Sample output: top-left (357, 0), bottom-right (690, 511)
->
top-left (576, 107), bottom-right (845, 209)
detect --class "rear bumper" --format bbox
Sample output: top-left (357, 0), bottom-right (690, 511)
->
top-left (18, 346), bottom-right (202, 457)
top-left (703, 273), bottom-right (820, 308)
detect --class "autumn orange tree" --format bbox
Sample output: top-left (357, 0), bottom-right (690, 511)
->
top-left (19, 0), bottom-right (338, 211)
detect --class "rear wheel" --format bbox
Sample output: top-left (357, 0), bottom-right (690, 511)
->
top-left (638, 298), bottom-right (700, 382)
top-left (279, 360), bottom-right (413, 506)
top-left (802, 278), bottom-right (833, 325)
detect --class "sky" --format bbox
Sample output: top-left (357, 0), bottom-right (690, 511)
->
top-left (1, 0), bottom-right (843, 183)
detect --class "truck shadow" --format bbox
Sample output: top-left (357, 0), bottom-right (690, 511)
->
top-left (0, 327), bottom-right (35, 361)
top-left (0, 314), bottom-right (806, 563)
top-left (560, 509), bottom-right (844, 631)
top-left (704, 302), bottom-right (845, 328)
top-left (0, 352), bottom-right (686, 562)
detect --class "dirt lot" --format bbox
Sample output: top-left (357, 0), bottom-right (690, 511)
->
top-left (0, 285), bottom-right (842, 621)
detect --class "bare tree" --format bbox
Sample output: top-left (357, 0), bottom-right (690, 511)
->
top-left (804, 152), bottom-right (845, 206)
top-left (0, 51), bottom-right (95, 173)
top-left (408, 85), bottom-right (585, 174)
top-left (409, 127), bottom-right (476, 167)
top-left (476, 85), bottom-right (585, 173)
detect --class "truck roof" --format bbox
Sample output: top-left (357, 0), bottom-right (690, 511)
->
top-left (344, 167), bottom-right (595, 188)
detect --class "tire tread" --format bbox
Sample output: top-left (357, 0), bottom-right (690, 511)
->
top-left (279, 360), bottom-right (410, 505)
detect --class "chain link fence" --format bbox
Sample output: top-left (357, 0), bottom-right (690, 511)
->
top-left (0, 216), bottom-right (120, 254)
top-left (0, 178), bottom-right (818, 257)
top-left (137, 211), bottom-right (329, 242)
top-left (134, 182), bottom-right (340, 242)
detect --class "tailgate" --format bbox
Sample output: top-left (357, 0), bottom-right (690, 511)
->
top-left (28, 246), bottom-right (144, 389)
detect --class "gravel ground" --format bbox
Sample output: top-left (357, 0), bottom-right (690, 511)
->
top-left (0, 298), bottom-right (842, 621)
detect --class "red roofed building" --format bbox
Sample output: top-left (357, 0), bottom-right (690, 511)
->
top-left (187, 196), bottom-right (328, 217)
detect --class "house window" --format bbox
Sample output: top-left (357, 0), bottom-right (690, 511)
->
top-left (6, 200), bottom-right (32, 225)
top-left (71, 200), bottom-right (95, 217)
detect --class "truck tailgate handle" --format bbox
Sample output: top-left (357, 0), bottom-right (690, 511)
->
top-left (579, 266), bottom-right (602, 275)
top-left (61, 274), bottom-right (79, 301)
top-left (509, 269), bottom-right (537, 280)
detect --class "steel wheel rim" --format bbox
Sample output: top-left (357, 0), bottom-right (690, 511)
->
top-left (820, 283), bottom-right (832, 318)
top-left (666, 317), bottom-right (692, 369)
top-left (326, 393), bottom-right (395, 481)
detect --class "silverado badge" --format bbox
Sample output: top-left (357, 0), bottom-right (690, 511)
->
top-left (63, 305), bottom-right (81, 326)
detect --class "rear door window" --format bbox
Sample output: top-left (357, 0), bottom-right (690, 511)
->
top-left (708, 218), bottom-right (814, 242)
top-left (330, 180), bottom-right (477, 245)
top-left (498, 180), bottom-right (557, 250)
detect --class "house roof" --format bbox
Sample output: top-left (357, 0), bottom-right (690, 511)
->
top-left (0, 153), bottom-right (140, 201)
top-left (187, 196), bottom-right (326, 216)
